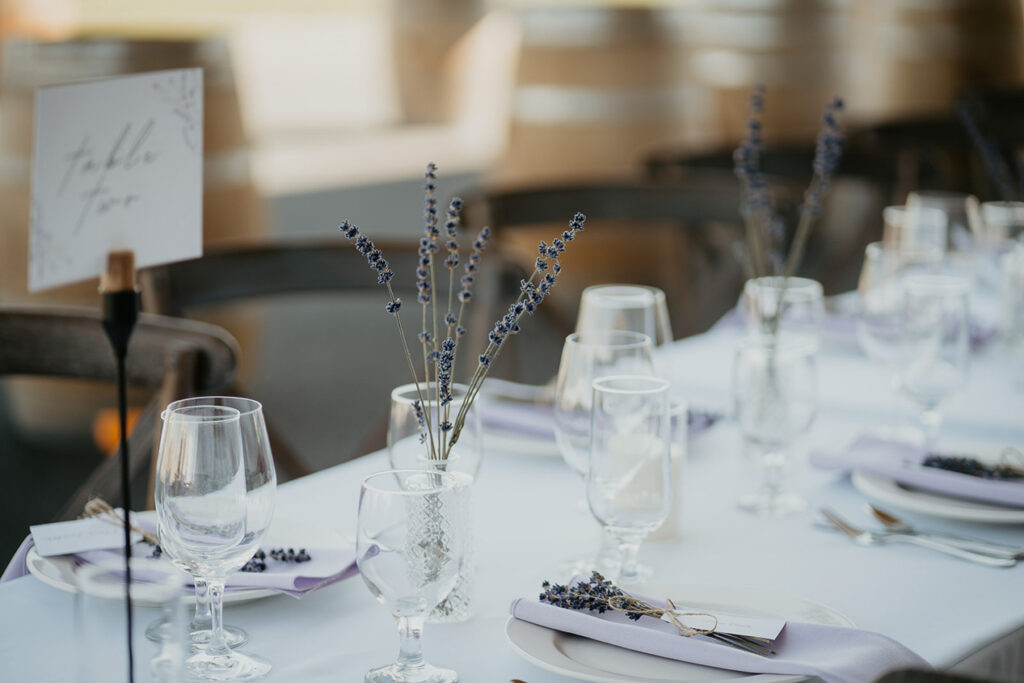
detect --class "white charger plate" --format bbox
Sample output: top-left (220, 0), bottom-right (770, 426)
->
top-left (505, 583), bottom-right (853, 683)
top-left (852, 471), bottom-right (1024, 525)
top-left (26, 515), bottom-right (352, 605)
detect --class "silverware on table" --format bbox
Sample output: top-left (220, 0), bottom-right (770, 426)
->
top-left (819, 508), bottom-right (1017, 568)
top-left (865, 505), bottom-right (1024, 560)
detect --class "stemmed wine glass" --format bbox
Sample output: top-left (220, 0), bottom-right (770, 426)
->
top-left (155, 403), bottom-right (273, 680)
top-left (575, 284), bottom-right (673, 347)
top-left (553, 330), bottom-right (655, 575)
top-left (148, 397), bottom-right (276, 650)
top-left (587, 375), bottom-right (672, 584)
top-left (898, 275), bottom-right (971, 447)
top-left (733, 337), bottom-right (817, 517)
top-left (356, 470), bottom-right (465, 683)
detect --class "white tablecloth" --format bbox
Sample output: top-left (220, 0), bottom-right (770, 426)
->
top-left (2, 328), bottom-right (1023, 682)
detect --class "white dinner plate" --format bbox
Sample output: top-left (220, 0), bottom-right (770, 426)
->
top-left (852, 471), bottom-right (1024, 525)
top-left (26, 514), bottom-right (352, 605)
top-left (505, 583), bottom-right (854, 683)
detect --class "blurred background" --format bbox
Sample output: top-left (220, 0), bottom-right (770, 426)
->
top-left (2, 0), bottom-right (1023, 557)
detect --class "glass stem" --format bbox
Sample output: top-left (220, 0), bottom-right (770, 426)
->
top-left (920, 408), bottom-right (943, 450)
top-left (761, 449), bottom-right (786, 502)
top-left (205, 578), bottom-right (231, 658)
top-left (615, 532), bottom-right (644, 584)
top-left (190, 576), bottom-right (211, 632)
top-left (395, 613), bottom-right (426, 673)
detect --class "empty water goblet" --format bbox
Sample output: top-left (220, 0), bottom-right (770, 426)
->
top-left (148, 397), bottom-right (276, 651)
top-left (554, 330), bottom-right (655, 576)
top-left (733, 338), bottom-right (817, 517)
top-left (898, 275), bottom-right (971, 447)
top-left (587, 375), bottom-right (672, 585)
top-left (155, 404), bottom-right (272, 681)
top-left (575, 284), bottom-right (673, 347)
top-left (357, 470), bottom-right (465, 683)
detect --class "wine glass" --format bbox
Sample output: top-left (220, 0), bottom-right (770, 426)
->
top-left (883, 203), bottom-right (950, 253)
top-left (857, 241), bottom-right (943, 368)
top-left (905, 191), bottom-right (980, 251)
top-left (148, 397), bottom-right (276, 650)
top-left (898, 275), bottom-right (971, 447)
top-left (357, 470), bottom-right (465, 683)
top-left (587, 375), bottom-right (672, 584)
top-left (575, 284), bottom-right (672, 347)
top-left (155, 404), bottom-right (272, 680)
top-left (741, 276), bottom-right (825, 350)
top-left (733, 337), bottom-right (817, 517)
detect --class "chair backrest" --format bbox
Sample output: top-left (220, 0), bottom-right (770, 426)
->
top-left (460, 177), bottom-right (751, 352)
top-left (140, 237), bottom-right (424, 317)
top-left (0, 306), bottom-right (239, 519)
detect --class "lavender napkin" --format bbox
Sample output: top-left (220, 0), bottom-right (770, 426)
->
top-left (811, 436), bottom-right (1024, 508)
top-left (714, 306), bottom-right (997, 351)
top-left (1, 536), bottom-right (358, 598)
top-left (479, 397), bottom-right (720, 443)
top-left (510, 591), bottom-right (929, 683)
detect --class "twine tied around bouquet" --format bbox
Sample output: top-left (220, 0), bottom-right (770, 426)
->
top-left (1001, 447), bottom-right (1024, 477)
top-left (81, 497), bottom-right (159, 546)
top-left (606, 594), bottom-right (718, 637)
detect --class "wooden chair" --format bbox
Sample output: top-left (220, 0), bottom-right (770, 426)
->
top-left (460, 176), bottom-right (753, 370)
top-left (0, 306), bottom-right (238, 520)
top-left (139, 237), bottom-right (451, 474)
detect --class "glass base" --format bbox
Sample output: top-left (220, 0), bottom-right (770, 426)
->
top-left (185, 650), bottom-right (270, 681)
top-left (738, 491), bottom-right (807, 518)
top-left (145, 616), bottom-right (248, 649)
top-left (616, 563), bottom-right (653, 586)
top-left (366, 663), bottom-right (457, 683)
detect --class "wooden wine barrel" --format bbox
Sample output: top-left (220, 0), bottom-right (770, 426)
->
top-left (680, 0), bottom-right (847, 144)
top-left (847, 0), bottom-right (1024, 121)
top-left (499, 6), bottom-right (704, 182)
top-left (0, 37), bottom-right (266, 440)
top-left (499, 2), bottom-right (847, 183)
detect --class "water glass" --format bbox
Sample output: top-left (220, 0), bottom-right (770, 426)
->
top-left (76, 557), bottom-right (185, 682)
top-left (357, 470), bottom-right (465, 683)
top-left (554, 330), bottom-right (656, 477)
top-left (905, 191), bottom-right (981, 251)
top-left (898, 275), bottom-right (971, 446)
top-left (575, 284), bottom-right (672, 347)
top-left (856, 241), bottom-right (943, 367)
top-left (883, 204), bottom-right (950, 253)
top-left (980, 201), bottom-right (1024, 248)
top-left (733, 338), bottom-right (817, 517)
top-left (587, 375), bottom-right (672, 585)
top-left (155, 404), bottom-right (272, 681)
top-left (149, 397), bottom-right (276, 651)
top-left (741, 276), bottom-right (824, 349)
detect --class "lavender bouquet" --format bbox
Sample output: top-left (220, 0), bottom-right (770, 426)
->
top-left (340, 163), bottom-right (586, 462)
top-left (733, 86), bottom-right (844, 337)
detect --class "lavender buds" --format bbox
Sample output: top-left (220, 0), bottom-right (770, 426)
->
top-left (340, 163), bottom-right (586, 461)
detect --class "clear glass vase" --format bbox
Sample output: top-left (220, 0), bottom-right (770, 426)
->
top-left (388, 382), bottom-right (481, 622)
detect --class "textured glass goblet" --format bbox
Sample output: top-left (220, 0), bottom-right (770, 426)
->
top-left (357, 470), bottom-right (465, 683)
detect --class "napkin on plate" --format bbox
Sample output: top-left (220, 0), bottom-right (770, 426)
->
top-left (0, 535), bottom-right (359, 598)
top-left (510, 588), bottom-right (929, 683)
top-left (811, 435), bottom-right (1024, 508)
top-left (478, 394), bottom-right (720, 443)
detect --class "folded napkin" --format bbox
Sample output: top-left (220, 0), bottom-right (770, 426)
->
top-left (478, 396), bottom-right (720, 443)
top-left (1, 535), bottom-right (358, 598)
top-left (811, 436), bottom-right (1024, 508)
top-left (510, 589), bottom-right (929, 683)
top-left (713, 306), bottom-right (997, 351)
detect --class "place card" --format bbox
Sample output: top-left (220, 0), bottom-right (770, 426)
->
top-left (31, 517), bottom-right (141, 557)
top-left (662, 608), bottom-right (786, 641)
top-left (29, 68), bottom-right (203, 292)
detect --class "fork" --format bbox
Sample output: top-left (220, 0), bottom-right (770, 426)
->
top-left (865, 505), bottom-right (1024, 560)
top-left (819, 508), bottom-right (1016, 568)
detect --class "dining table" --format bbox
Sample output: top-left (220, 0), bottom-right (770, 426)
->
top-left (2, 316), bottom-right (1023, 682)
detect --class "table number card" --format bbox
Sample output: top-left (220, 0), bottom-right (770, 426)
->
top-left (29, 68), bottom-right (203, 292)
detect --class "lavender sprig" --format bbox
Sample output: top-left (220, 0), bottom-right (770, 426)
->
top-left (341, 164), bottom-right (584, 462)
